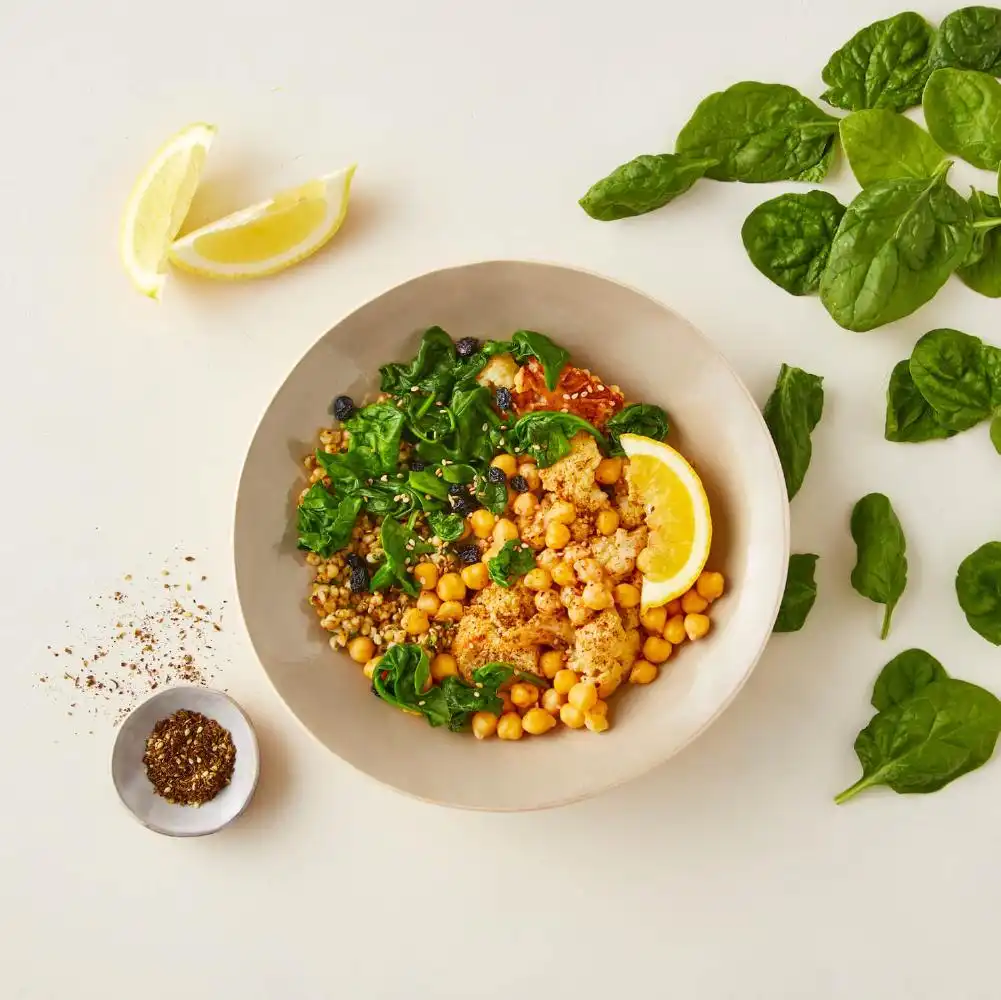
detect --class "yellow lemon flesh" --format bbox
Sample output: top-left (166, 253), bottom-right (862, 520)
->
top-left (120, 122), bottom-right (216, 299)
top-left (619, 433), bottom-right (712, 610)
top-left (168, 165), bottom-right (356, 279)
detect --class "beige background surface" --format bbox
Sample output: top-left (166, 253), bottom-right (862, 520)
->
top-left (3, 1), bottom-right (1000, 997)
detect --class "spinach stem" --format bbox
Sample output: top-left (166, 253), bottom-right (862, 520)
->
top-left (880, 606), bottom-right (892, 640)
top-left (834, 776), bottom-right (872, 804)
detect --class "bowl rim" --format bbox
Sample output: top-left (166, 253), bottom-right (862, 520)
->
top-left (233, 257), bottom-right (790, 811)
top-left (110, 684), bottom-right (261, 836)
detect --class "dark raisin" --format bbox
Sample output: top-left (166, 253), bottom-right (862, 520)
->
top-left (451, 494), bottom-right (477, 516)
top-left (349, 566), bottom-right (369, 593)
top-left (448, 483), bottom-right (466, 496)
top-left (456, 544), bottom-right (480, 564)
top-left (333, 395), bottom-right (355, 422)
top-left (409, 459), bottom-right (426, 472)
top-left (510, 475), bottom-right (529, 493)
top-left (346, 554), bottom-right (364, 569)
top-left (495, 386), bottom-right (513, 411)
top-left (455, 337), bottom-right (479, 358)
top-left (487, 466), bottom-right (506, 484)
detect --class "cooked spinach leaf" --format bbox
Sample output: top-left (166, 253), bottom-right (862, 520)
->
top-left (850, 493), bottom-right (908, 640)
top-left (296, 487), bottom-right (362, 557)
top-left (819, 166), bottom-right (973, 332)
top-left (605, 403), bottom-right (670, 455)
top-left (427, 510), bottom-right (465, 542)
top-left (924, 68), bottom-right (1001, 171)
top-left (369, 517), bottom-right (433, 598)
top-left (773, 553), bottom-right (819, 632)
top-left (762, 364), bottom-right (824, 500)
top-left (508, 411), bottom-right (608, 467)
top-left (839, 110), bottom-right (947, 187)
top-left (379, 327), bottom-right (458, 396)
top-left (578, 153), bottom-right (717, 220)
top-left (836, 678), bottom-right (1001, 802)
top-left (959, 190), bottom-right (1001, 296)
top-left (675, 82), bottom-right (839, 183)
top-left (885, 359), bottom-right (957, 443)
top-left (509, 331), bottom-right (569, 390)
top-left (487, 540), bottom-right (537, 588)
top-left (474, 475), bottom-right (509, 515)
top-left (821, 12), bottom-right (934, 112)
top-left (956, 541), bottom-right (1001, 644)
top-left (933, 6), bottom-right (1001, 74)
top-left (447, 385), bottom-right (503, 466)
top-left (741, 191), bottom-right (845, 296)
top-left (909, 328), bottom-right (993, 431)
top-left (871, 648), bottom-right (949, 713)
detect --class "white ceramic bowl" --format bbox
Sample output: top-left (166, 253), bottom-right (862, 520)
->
top-left (235, 261), bottom-right (789, 810)
top-left (111, 686), bottom-right (260, 836)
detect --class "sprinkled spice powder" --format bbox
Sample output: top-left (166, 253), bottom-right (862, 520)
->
top-left (142, 709), bottom-right (236, 807)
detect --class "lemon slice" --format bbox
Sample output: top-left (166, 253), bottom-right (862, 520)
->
top-left (120, 122), bottom-right (216, 299)
top-left (168, 165), bottom-right (356, 280)
top-left (620, 433), bottom-right (712, 609)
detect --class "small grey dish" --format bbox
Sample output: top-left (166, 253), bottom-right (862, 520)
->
top-left (111, 686), bottom-right (260, 837)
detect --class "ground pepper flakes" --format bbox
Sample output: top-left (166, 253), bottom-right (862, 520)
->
top-left (143, 709), bottom-right (236, 807)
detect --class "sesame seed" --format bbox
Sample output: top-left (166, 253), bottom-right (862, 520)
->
top-left (481, 423), bottom-right (489, 432)
top-left (380, 475), bottom-right (389, 482)
top-left (562, 394), bottom-right (571, 400)
top-left (410, 387), bottom-right (419, 393)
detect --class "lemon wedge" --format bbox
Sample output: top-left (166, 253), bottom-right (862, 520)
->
top-left (120, 122), bottom-right (216, 299)
top-left (168, 165), bottom-right (356, 280)
top-left (620, 433), bottom-right (712, 609)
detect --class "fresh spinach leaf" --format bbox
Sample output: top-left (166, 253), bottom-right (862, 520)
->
top-left (819, 166), bottom-right (973, 332)
top-left (675, 82), bottom-right (839, 183)
top-left (509, 331), bottom-right (569, 391)
top-left (932, 7), bottom-right (1001, 76)
top-left (578, 153), bottom-right (718, 220)
top-left (959, 190), bottom-right (1001, 296)
top-left (992, 414), bottom-right (1001, 453)
top-left (794, 137), bottom-right (838, 182)
top-left (507, 411), bottom-right (608, 467)
top-left (924, 68), bottom-right (1001, 170)
top-left (821, 11), bottom-right (934, 112)
top-left (296, 487), bottom-right (362, 557)
top-left (956, 541), bottom-right (1001, 644)
top-left (839, 110), bottom-right (946, 187)
top-left (369, 517), bottom-right (433, 598)
top-left (773, 553), bottom-right (819, 632)
top-left (871, 648), bottom-right (949, 712)
top-left (741, 191), bottom-right (845, 296)
top-left (762, 364), bottom-right (824, 500)
top-left (427, 509), bottom-right (465, 542)
top-left (850, 492), bottom-right (908, 640)
top-left (487, 540), bottom-right (537, 588)
top-left (605, 403), bottom-right (670, 455)
top-left (885, 359), bottom-right (957, 442)
top-left (909, 328), bottom-right (992, 431)
top-left (835, 678), bottom-right (1001, 802)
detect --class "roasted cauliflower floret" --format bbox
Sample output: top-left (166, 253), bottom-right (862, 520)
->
top-left (476, 352), bottom-right (519, 390)
top-left (538, 433), bottom-right (610, 515)
top-left (613, 473), bottom-right (646, 529)
top-left (592, 527), bottom-right (648, 581)
top-left (568, 609), bottom-right (627, 679)
top-left (452, 604), bottom-right (541, 679)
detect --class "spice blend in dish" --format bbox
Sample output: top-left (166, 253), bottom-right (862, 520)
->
top-left (294, 328), bottom-right (725, 738)
top-left (143, 709), bottom-right (236, 806)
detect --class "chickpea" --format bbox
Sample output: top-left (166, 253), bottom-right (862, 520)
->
top-left (546, 500), bottom-right (576, 525)
top-left (576, 558), bottom-right (603, 584)
top-left (553, 669), bottom-right (579, 695)
top-left (472, 712), bottom-right (498, 739)
top-left (348, 636), bottom-right (375, 664)
top-left (665, 598), bottom-right (683, 616)
top-left (402, 608), bottom-right (430, 635)
top-left (497, 712), bottom-right (524, 740)
top-left (551, 561), bottom-right (576, 587)
top-left (642, 636), bottom-right (673, 664)
top-left (491, 454), bottom-right (518, 477)
top-left (591, 699), bottom-right (609, 717)
top-left (537, 548), bottom-right (559, 570)
top-left (416, 591), bottom-right (442, 615)
top-left (535, 590), bottom-right (562, 614)
top-left (614, 583), bottom-right (641, 608)
top-left (413, 562), bottom-right (439, 591)
top-left (582, 583), bottom-right (614, 611)
top-left (500, 691), bottom-right (517, 714)
top-left (559, 703), bottom-right (586, 729)
top-left (437, 572), bottom-right (467, 602)
top-left (685, 613), bottom-right (711, 640)
top-left (636, 548), bottom-right (656, 575)
top-left (568, 603), bottom-right (592, 626)
top-left (568, 681), bottom-right (598, 712)
top-left (585, 711), bottom-right (610, 733)
top-left (461, 562), bottom-right (490, 590)
top-left (629, 660), bottom-right (659, 684)
top-left (470, 509), bottom-right (496, 539)
top-left (681, 589), bottom-right (709, 614)
top-left (696, 571), bottom-right (725, 602)
top-left (597, 674), bottom-right (620, 699)
top-left (640, 606), bottom-right (667, 633)
top-left (435, 600), bottom-right (464, 622)
top-left (541, 688), bottom-right (564, 714)
top-left (595, 457), bottom-right (623, 485)
top-left (363, 656), bottom-right (382, 679)
top-left (664, 614), bottom-right (687, 645)
top-left (596, 509), bottom-right (620, 535)
top-left (524, 567), bottom-right (552, 592)
top-left (518, 463), bottom-right (542, 490)
top-left (540, 650), bottom-right (565, 678)
top-left (493, 518), bottom-right (519, 544)
top-left (546, 522), bottom-right (571, 550)
top-left (522, 707), bottom-right (557, 736)
top-left (430, 653), bottom-right (459, 680)
top-left (513, 492), bottom-right (539, 517)
top-left (510, 682), bottom-right (540, 709)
